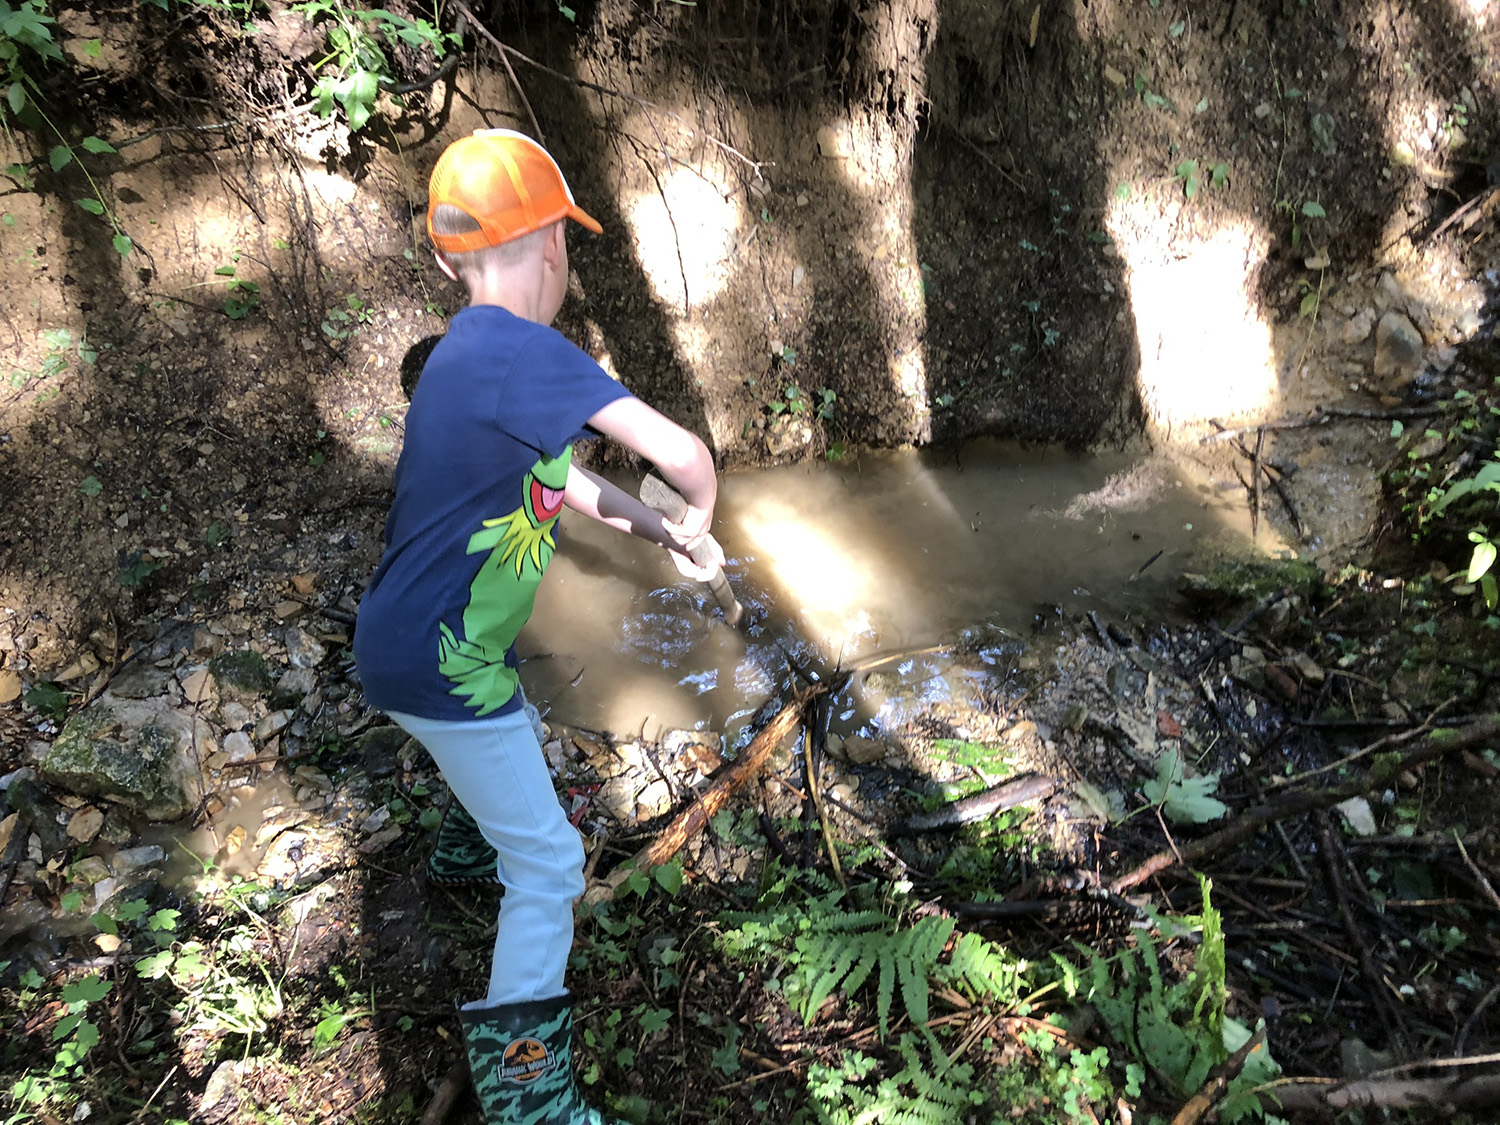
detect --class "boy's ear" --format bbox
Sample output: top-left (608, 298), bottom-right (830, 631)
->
top-left (541, 221), bottom-right (565, 269)
top-left (433, 251), bottom-right (460, 282)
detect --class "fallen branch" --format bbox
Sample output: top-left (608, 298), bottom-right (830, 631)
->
top-left (890, 775), bottom-right (1059, 834)
top-left (1270, 1070), bottom-right (1500, 1112)
top-left (1200, 405), bottom-right (1443, 444)
top-left (585, 689), bottom-right (821, 903)
top-left (1110, 716), bottom-right (1500, 893)
top-left (422, 1057), bottom-right (470, 1125)
top-left (1172, 1027), bottom-right (1267, 1125)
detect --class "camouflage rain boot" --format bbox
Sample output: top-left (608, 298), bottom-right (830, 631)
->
top-left (461, 994), bottom-right (623, 1124)
top-left (427, 799), bottom-right (501, 886)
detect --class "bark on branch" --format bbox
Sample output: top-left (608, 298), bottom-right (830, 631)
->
top-left (585, 689), bottom-right (820, 903)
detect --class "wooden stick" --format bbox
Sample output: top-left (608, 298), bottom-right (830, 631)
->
top-left (421, 1057), bottom-right (470, 1125)
top-left (1270, 1071), bottom-right (1500, 1111)
top-left (890, 775), bottom-right (1059, 834)
top-left (1200, 405), bottom-right (1442, 444)
top-left (585, 692), bottom-right (812, 902)
top-left (1110, 716), bottom-right (1500, 893)
top-left (1172, 1028), bottom-right (1267, 1125)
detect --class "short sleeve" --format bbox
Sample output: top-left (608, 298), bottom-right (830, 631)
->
top-left (498, 329), bottom-right (631, 456)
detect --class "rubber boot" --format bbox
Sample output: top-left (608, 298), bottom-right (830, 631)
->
top-left (461, 994), bottom-right (623, 1124)
top-left (428, 799), bottom-right (501, 885)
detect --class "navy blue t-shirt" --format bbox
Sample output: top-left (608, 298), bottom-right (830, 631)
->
top-left (354, 305), bottom-right (630, 720)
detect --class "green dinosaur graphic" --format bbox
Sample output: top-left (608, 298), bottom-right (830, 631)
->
top-left (438, 449), bottom-right (571, 715)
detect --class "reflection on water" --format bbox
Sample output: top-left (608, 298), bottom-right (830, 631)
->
top-left (520, 440), bottom-right (1273, 743)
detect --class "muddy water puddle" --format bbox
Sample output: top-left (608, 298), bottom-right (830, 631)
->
top-left (521, 440), bottom-right (1281, 745)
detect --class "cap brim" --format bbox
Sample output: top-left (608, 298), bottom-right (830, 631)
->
top-left (568, 205), bottom-right (603, 235)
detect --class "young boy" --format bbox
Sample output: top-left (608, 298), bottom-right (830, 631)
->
top-left (353, 129), bottom-right (724, 1125)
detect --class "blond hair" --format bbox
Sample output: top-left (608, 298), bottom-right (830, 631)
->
top-left (430, 203), bottom-right (551, 284)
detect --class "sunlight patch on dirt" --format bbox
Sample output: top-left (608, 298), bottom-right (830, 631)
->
top-left (1109, 201), bottom-right (1278, 442)
top-left (826, 114), bottom-right (930, 411)
top-left (624, 158), bottom-right (743, 315)
top-left (1454, 0), bottom-right (1496, 30)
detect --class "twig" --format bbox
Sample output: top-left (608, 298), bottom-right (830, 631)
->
top-left (452, 2), bottom-right (543, 143)
top-left (1453, 831), bottom-right (1500, 912)
top-left (1270, 713), bottom-right (1435, 788)
top-left (452, 4), bottom-right (765, 176)
top-left (1200, 405), bottom-right (1444, 444)
top-left (1110, 716), bottom-right (1500, 893)
top-left (1318, 816), bottom-right (1407, 1050)
top-left (805, 695), bottom-right (846, 888)
top-left (1457, 984), bottom-right (1500, 1057)
top-left (1251, 427), bottom-right (1264, 538)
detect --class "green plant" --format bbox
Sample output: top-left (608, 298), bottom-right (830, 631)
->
top-left (1140, 746), bottom-right (1228, 824)
top-left (292, 1), bottom-right (457, 131)
top-left (802, 1033), bottom-right (984, 1125)
top-left (321, 292), bottom-right (373, 340)
top-left (212, 255), bottom-right (261, 319)
top-left (1173, 159), bottom-right (1229, 201)
top-left (1083, 880), bottom-right (1283, 1122)
top-left (1276, 198), bottom-right (1324, 249)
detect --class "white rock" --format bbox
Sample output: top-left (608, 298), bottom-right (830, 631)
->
top-left (1340, 308), bottom-right (1376, 346)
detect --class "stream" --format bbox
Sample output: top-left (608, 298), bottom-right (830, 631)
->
top-left (520, 440), bottom-right (1279, 746)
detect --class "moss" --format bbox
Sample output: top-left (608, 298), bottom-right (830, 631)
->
top-left (209, 649), bottom-right (273, 699)
top-left (1179, 559), bottom-right (1325, 605)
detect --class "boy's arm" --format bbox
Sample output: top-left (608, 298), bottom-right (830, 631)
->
top-left (562, 464), bottom-right (723, 580)
top-left (582, 396), bottom-right (717, 546)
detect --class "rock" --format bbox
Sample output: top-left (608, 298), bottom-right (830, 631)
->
top-left (110, 663), bottom-right (172, 699)
top-left (209, 650), bottom-right (273, 700)
top-left (65, 806), bottom-right (106, 843)
top-left (1336, 797), bottom-right (1377, 836)
top-left (1340, 308), bottom-right (1376, 346)
top-left (1374, 311), bottom-right (1424, 384)
top-left (112, 845), bottom-right (166, 874)
top-left (70, 855), bottom-right (111, 885)
top-left (353, 725), bottom-right (409, 776)
top-left (41, 693), bottom-right (215, 820)
top-left (1289, 652), bottom-right (1326, 683)
top-left (283, 628), bottom-right (326, 670)
top-left (1178, 559), bottom-right (1324, 605)
top-left (273, 600), bottom-right (303, 621)
top-left (271, 666), bottom-right (316, 708)
top-left (815, 123), bottom-right (852, 159)
top-left (663, 730), bottom-right (722, 775)
top-left (636, 780), bottom-right (672, 819)
top-left (1374, 272), bottom-right (1406, 310)
top-left (765, 416), bottom-right (814, 458)
top-left (223, 731), bottom-right (255, 763)
top-left (254, 710), bottom-right (292, 741)
top-left (840, 735), bottom-right (888, 765)
top-left (54, 652), bottom-right (101, 682)
top-left (0, 669), bottom-right (19, 703)
top-left (179, 666), bottom-right (217, 706)
top-left (1003, 720), bottom-right (1037, 744)
top-left (1103, 65), bottom-right (1126, 87)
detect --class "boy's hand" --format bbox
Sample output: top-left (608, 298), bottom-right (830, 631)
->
top-left (668, 532), bottom-right (725, 582)
top-left (663, 504), bottom-right (713, 549)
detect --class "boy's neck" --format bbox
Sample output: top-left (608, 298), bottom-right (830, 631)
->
top-left (465, 276), bottom-right (552, 326)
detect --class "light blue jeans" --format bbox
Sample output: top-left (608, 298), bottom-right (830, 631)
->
top-left (386, 698), bottom-right (583, 1006)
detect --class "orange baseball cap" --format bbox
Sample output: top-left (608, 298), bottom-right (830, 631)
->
top-left (427, 129), bottom-right (602, 254)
